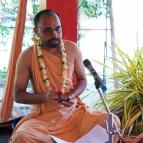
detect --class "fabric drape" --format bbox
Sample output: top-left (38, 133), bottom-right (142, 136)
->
top-left (0, 0), bottom-right (27, 122)
top-left (9, 45), bottom-right (109, 143)
top-left (46, 0), bottom-right (77, 42)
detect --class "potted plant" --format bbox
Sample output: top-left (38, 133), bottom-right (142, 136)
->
top-left (95, 46), bottom-right (143, 136)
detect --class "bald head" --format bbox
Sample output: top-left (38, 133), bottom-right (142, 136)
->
top-left (34, 9), bottom-right (60, 29)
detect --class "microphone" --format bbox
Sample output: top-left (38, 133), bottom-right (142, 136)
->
top-left (83, 59), bottom-right (107, 92)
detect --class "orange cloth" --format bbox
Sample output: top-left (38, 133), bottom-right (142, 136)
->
top-left (9, 46), bottom-right (109, 143)
top-left (0, 0), bottom-right (27, 122)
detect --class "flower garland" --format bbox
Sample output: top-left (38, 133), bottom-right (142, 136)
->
top-left (35, 39), bottom-right (68, 95)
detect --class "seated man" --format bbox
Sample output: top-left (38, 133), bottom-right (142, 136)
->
top-left (9, 9), bottom-right (120, 143)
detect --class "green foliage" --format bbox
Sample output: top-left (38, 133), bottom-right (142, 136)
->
top-left (0, 0), bottom-right (39, 76)
top-left (32, 3), bottom-right (39, 15)
top-left (0, 67), bottom-right (7, 80)
top-left (78, 0), bottom-right (109, 41)
top-left (130, 121), bottom-right (143, 135)
top-left (79, 0), bottom-right (108, 18)
top-left (0, 0), bottom-right (17, 39)
top-left (97, 46), bottom-right (143, 136)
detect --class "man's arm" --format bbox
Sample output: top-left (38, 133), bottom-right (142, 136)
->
top-left (14, 48), bottom-right (59, 104)
top-left (70, 46), bottom-right (87, 99)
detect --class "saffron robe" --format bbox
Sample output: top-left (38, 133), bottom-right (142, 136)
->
top-left (9, 46), bottom-right (112, 143)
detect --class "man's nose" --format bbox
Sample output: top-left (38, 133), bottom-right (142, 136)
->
top-left (50, 30), bottom-right (58, 38)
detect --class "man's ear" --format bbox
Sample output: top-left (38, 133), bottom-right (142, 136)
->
top-left (33, 28), bottom-right (39, 37)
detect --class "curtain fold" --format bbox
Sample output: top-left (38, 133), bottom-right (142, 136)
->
top-left (0, 0), bottom-right (27, 122)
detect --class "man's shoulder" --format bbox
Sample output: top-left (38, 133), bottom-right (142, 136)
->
top-left (21, 46), bottom-right (33, 56)
top-left (63, 39), bottom-right (77, 52)
top-left (17, 46), bottom-right (34, 68)
top-left (22, 46), bottom-right (33, 53)
top-left (63, 39), bottom-right (77, 47)
top-left (63, 40), bottom-right (81, 59)
top-left (18, 46), bottom-right (34, 61)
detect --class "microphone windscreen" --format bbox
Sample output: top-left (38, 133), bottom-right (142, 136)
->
top-left (83, 59), bottom-right (91, 67)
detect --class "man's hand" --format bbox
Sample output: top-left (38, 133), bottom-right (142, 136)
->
top-left (45, 91), bottom-right (75, 107)
top-left (45, 90), bottom-right (59, 102)
top-left (58, 94), bottom-right (75, 107)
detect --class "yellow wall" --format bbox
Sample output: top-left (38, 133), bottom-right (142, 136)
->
top-left (39, 0), bottom-right (46, 10)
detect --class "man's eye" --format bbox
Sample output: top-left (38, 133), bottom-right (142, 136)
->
top-left (42, 27), bottom-right (62, 34)
top-left (55, 27), bottom-right (62, 33)
top-left (43, 28), bottom-right (52, 33)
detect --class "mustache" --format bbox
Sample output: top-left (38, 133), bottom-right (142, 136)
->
top-left (39, 38), bottom-right (61, 48)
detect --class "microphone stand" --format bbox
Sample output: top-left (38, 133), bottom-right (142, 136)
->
top-left (94, 80), bottom-right (121, 143)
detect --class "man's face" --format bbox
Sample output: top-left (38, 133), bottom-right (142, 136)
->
top-left (35, 14), bottom-right (62, 48)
